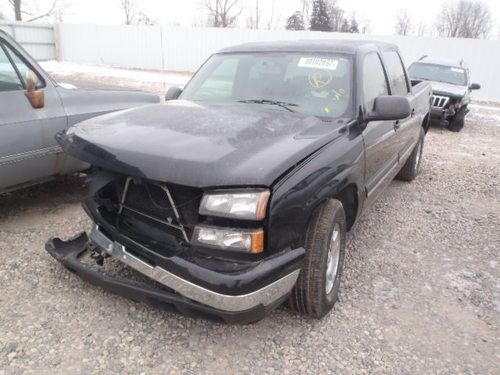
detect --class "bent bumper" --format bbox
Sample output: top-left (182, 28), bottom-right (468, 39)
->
top-left (45, 228), bottom-right (303, 324)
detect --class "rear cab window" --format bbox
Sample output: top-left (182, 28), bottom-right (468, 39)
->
top-left (382, 50), bottom-right (410, 96)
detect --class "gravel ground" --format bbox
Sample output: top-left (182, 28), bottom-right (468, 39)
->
top-left (1, 74), bottom-right (499, 374)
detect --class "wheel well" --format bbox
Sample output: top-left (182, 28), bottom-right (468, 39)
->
top-left (422, 113), bottom-right (430, 133)
top-left (333, 184), bottom-right (358, 231)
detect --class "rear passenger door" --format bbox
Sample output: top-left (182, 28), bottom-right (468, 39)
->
top-left (382, 50), bottom-right (420, 163)
top-left (362, 52), bottom-right (400, 202)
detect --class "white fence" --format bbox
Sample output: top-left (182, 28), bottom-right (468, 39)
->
top-left (57, 24), bottom-right (500, 102)
top-left (0, 21), bottom-right (56, 60)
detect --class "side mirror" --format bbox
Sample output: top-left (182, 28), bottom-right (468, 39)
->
top-left (165, 86), bottom-right (182, 101)
top-left (366, 95), bottom-right (411, 122)
top-left (469, 83), bottom-right (481, 90)
top-left (25, 70), bottom-right (44, 109)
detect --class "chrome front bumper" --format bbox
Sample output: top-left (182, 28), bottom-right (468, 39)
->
top-left (89, 225), bottom-right (300, 313)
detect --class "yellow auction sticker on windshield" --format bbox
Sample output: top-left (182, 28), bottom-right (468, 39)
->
top-left (298, 57), bottom-right (339, 71)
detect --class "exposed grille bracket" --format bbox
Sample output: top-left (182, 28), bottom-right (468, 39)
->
top-left (118, 177), bottom-right (190, 243)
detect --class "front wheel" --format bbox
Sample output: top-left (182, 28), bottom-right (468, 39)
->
top-left (448, 106), bottom-right (467, 132)
top-left (289, 199), bottom-right (346, 318)
top-left (396, 127), bottom-right (425, 182)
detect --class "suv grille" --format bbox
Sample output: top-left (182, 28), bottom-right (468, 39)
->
top-left (431, 95), bottom-right (450, 108)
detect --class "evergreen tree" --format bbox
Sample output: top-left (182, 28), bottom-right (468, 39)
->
top-left (340, 18), bottom-right (350, 32)
top-left (349, 18), bottom-right (359, 33)
top-left (286, 11), bottom-right (306, 30)
top-left (309, 0), bottom-right (331, 32)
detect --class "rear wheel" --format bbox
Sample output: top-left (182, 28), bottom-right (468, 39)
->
top-left (289, 199), bottom-right (346, 318)
top-left (396, 127), bottom-right (424, 182)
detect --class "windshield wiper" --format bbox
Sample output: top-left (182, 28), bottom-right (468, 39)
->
top-left (237, 99), bottom-right (299, 113)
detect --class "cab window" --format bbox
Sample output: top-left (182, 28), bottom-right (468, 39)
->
top-left (0, 43), bottom-right (24, 92)
top-left (362, 52), bottom-right (389, 111)
top-left (383, 51), bottom-right (409, 96)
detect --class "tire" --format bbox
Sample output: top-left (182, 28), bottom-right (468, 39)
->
top-left (396, 127), bottom-right (424, 182)
top-left (448, 106), bottom-right (467, 132)
top-left (289, 199), bottom-right (346, 318)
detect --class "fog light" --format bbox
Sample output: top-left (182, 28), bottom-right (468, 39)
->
top-left (193, 226), bottom-right (264, 253)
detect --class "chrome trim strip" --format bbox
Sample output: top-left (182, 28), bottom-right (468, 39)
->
top-left (0, 145), bottom-right (62, 167)
top-left (89, 225), bottom-right (299, 312)
top-left (399, 140), bottom-right (416, 163)
top-left (366, 158), bottom-right (399, 198)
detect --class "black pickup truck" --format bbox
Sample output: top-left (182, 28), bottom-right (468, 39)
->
top-left (47, 40), bottom-right (431, 323)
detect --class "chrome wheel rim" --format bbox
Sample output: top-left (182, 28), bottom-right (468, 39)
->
top-left (325, 224), bottom-right (341, 294)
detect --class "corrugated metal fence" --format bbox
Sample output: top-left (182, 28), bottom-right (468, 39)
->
top-left (56, 24), bottom-right (500, 102)
top-left (0, 21), bottom-right (56, 60)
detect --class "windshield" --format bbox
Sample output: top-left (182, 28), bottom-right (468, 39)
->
top-left (409, 62), bottom-right (467, 86)
top-left (181, 52), bottom-right (353, 119)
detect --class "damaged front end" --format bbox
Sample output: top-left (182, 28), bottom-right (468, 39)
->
top-left (46, 169), bottom-right (304, 323)
top-left (429, 92), bottom-right (467, 127)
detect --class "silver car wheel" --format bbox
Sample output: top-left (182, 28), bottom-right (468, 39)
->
top-left (325, 223), bottom-right (341, 294)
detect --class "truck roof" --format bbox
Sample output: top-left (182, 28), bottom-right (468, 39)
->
top-left (219, 39), bottom-right (399, 54)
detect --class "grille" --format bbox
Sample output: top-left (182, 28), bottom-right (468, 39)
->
top-left (117, 177), bottom-right (201, 243)
top-left (431, 95), bottom-right (450, 108)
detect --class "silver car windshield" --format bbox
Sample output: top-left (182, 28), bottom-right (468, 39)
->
top-left (181, 52), bottom-right (353, 119)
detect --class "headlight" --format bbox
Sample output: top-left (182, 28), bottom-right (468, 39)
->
top-left (193, 226), bottom-right (264, 253)
top-left (199, 190), bottom-right (270, 220)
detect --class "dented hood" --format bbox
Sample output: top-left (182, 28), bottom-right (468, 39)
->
top-left (59, 100), bottom-right (346, 188)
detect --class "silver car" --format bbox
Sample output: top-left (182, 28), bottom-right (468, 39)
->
top-left (0, 30), bottom-right (160, 194)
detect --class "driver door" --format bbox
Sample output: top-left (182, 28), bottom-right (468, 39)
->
top-left (361, 52), bottom-right (400, 205)
top-left (0, 38), bottom-right (66, 192)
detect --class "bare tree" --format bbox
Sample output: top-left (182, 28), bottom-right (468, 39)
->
top-left (120, 0), bottom-right (139, 25)
top-left (8, 0), bottom-right (21, 20)
top-left (394, 9), bottom-right (413, 36)
top-left (137, 11), bottom-right (157, 26)
top-left (200, 0), bottom-right (242, 28)
top-left (264, 0), bottom-right (282, 30)
top-left (8, 0), bottom-right (69, 22)
top-left (436, 0), bottom-right (492, 39)
top-left (326, 0), bottom-right (344, 31)
top-left (416, 22), bottom-right (427, 36)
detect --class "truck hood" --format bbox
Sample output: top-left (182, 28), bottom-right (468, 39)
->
top-left (429, 81), bottom-right (468, 98)
top-left (59, 100), bottom-right (346, 188)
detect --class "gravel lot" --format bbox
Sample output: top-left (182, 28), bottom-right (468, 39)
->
top-left (1, 73), bottom-right (499, 374)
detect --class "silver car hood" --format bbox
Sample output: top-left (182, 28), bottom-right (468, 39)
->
top-left (429, 81), bottom-right (467, 97)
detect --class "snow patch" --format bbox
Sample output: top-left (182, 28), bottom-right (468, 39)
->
top-left (40, 61), bottom-right (191, 87)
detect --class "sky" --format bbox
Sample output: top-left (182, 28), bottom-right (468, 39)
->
top-left (0, 0), bottom-right (499, 37)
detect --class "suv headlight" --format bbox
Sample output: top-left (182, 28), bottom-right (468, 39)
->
top-left (199, 190), bottom-right (270, 220)
top-left (193, 226), bottom-right (264, 253)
